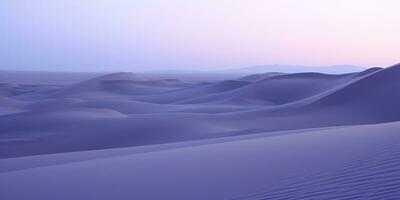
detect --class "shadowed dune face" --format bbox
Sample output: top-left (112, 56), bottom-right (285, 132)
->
top-left (52, 72), bottom-right (189, 97)
top-left (227, 72), bottom-right (356, 105)
top-left (128, 80), bottom-right (252, 104)
top-left (178, 72), bottom-right (358, 105)
top-left (305, 63), bottom-right (400, 121)
top-left (237, 72), bottom-right (285, 82)
top-left (0, 65), bottom-right (399, 158)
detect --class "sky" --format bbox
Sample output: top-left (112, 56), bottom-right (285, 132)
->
top-left (0, 0), bottom-right (399, 72)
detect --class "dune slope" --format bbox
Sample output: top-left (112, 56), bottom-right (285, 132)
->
top-left (1, 65), bottom-right (399, 158)
top-left (1, 122), bottom-right (399, 200)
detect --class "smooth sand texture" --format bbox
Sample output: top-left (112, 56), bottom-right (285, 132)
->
top-left (0, 64), bottom-right (400, 199)
top-left (1, 64), bottom-right (400, 158)
top-left (1, 122), bottom-right (399, 200)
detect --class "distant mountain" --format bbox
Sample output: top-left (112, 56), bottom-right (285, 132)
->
top-left (223, 64), bottom-right (368, 74)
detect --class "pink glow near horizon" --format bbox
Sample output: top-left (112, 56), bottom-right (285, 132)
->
top-left (0, 0), bottom-right (399, 71)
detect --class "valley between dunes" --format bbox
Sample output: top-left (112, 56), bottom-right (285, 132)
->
top-left (1, 64), bottom-right (400, 199)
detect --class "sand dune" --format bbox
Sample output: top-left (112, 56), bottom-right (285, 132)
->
top-left (1, 64), bottom-right (399, 199)
top-left (53, 72), bottom-right (182, 97)
top-left (1, 122), bottom-right (399, 200)
top-left (1, 64), bottom-right (399, 158)
top-left (178, 72), bottom-right (357, 105)
top-left (0, 97), bottom-right (27, 115)
top-left (0, 71), bottom-right (105, 85)
top-left (307, 64), bottom-right (400, 121)
top-left (237, 72), bottom-right (285, 82)
top-left (0, 83), bottom-right (20, 96)
top-left (131, 80), bottom-right (251, 104)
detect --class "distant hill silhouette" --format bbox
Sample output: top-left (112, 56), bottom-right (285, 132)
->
top-left (223, 64), bottom-right (367, 74)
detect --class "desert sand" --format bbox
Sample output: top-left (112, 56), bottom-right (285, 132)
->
top-left (1, 64), bottom-right (400, 199)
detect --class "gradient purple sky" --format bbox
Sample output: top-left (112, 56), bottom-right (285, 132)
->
top-left (1, 0), bottom-right (399, 72)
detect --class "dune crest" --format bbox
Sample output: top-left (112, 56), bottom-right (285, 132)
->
top-left (1, 64), bottom-right (399, 158)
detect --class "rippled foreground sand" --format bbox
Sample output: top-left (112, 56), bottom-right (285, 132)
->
top-left (1, 64), bottom-right (400, 199)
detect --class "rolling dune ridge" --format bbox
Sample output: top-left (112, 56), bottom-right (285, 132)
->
top-left (1, 64), bottom-right (400, 199)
